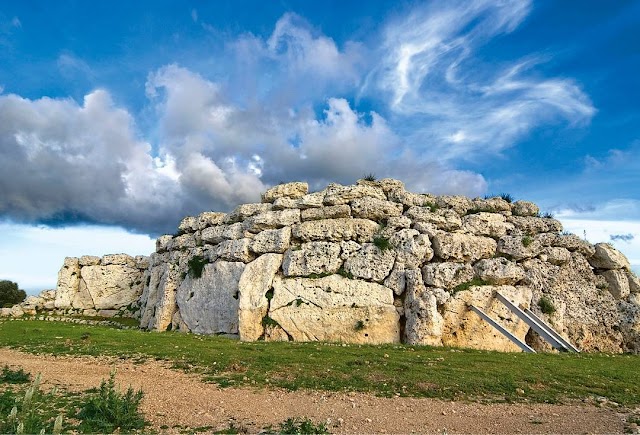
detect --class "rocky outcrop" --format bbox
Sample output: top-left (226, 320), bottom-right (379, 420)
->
top-left (131, 178), bottom-right (640, 353)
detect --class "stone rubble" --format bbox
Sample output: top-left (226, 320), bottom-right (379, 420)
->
top-left (5, 179), bottom-right (639, 353)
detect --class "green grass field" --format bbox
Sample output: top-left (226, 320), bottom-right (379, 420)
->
top-left (1, 320), bottom-right (639, 406)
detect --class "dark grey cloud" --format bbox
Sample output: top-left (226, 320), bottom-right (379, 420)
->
top-left (610, 234), bottom-right (634, 242)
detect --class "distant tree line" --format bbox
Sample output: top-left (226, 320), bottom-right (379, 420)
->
top-left (0, 280), bottom-right (26, 307)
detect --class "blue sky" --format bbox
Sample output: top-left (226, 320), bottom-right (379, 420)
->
top-left (0, 0), bottom-right (639, 293)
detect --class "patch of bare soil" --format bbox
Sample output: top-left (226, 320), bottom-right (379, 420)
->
top-left (0, 348), bottom-right (627, 433)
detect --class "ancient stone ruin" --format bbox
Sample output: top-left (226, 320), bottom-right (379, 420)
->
top-left (3, 179), bottom-right (639, 353)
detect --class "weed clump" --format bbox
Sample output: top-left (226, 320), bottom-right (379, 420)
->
top-left (373, 236), bottom-right (392, 251)
top-left (1, 366), bottom-right (30, 384)
top-left (522, 235), bottom-right (534, 247)
top-left (538, 297), bottom-right (556, 315)
top-left (499, 193), bottom-right (514, 203)
top-left (76, 371), bottom-right (145, 433)
top-left (187, 256), bottom-right (208, 279)
top-left (362, 173), bottom-right (376, 182)
top-left (453, 278), bottom-right (489, 293)
top-left (273, 417), bottom-right (329, 434)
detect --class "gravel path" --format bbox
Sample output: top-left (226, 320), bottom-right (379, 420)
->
top-left (0, 348), bottom-right (627, 433)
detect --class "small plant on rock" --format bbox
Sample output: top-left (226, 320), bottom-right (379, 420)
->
top-left (187, 256), bottom-right (208, 279)
top-left (337, 267), bottom-right (354, 279)
top-left (354, 320), bottom-right (366, 331)
top-left (500, 193), bottom-right (514, 203)
top-left (538, 297), bottom-right (556, 315)
top-left (275, 417), bottom-right (329, 434)
top-left (452, 278), bottom-right (489, 293)
top-left (362, 173), bottom-right (377, 182)
top-left (424, 201), bottom-right (439, 212)
top-left (522, 235), bottom-right (534, 247)
top-left (373, 236), bottom-right (392, 251)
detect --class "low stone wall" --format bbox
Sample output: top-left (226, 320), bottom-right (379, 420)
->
top-left (135, 178), bottom-right (640, 353)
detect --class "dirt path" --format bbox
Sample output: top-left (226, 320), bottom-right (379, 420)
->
top-left (0, 347), bottom-right (628, 433)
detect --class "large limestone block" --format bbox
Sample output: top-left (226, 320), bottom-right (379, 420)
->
top-left (436, 195), bottom-right (473, 215)
top-left (432, 232), bottom-right (497, 262)
top-left (441, 285), bottom-right (532, 352)
top-left (339, 240), bottom-right (361, 259)
top-left (225, 203), bottom-right (272, 223)
top-left (539, 247), bottom-right (571, 265)
top-left (384, 262), bottom-right (406, 295)
top-left (588, 243), bottom-right (631, 270)
top-left (470, 197), bottom-right (512, 213)
top-left (140, 263), bottom-right (180, 331)
top-left (250, 227), bottom-right (291, 254)
top-left (356, 177), bottom-right (405, 194)
top-left (390, 229), bottom-right (433, 268)
top-left (323, 183), bottom-right (386, 206)
top-left (405, 207), bottom-right (462, 231)
top-left (238, 254), bottom-right (283, 341)
top-left (101, 254), bottom-right (136, 266)
top-left (507, 216), bottom-right (563, 235)
top-left (201, 223), bottom-right (247, 245)
top-left (268, 275), bottom-right (400, 344)
top-left (511, 201), bottom-right (539, 217)
top-left (79, 265), bottom-right (145, 309)
top-left (156, 235), bottom-right (173, 253)
top-left (176, 261), bottom-right (245, 334)
top-left (55, 257), bottom-right (80, 309)
top-left (170, 233), bottom-right (196, 251)
top-left (387, 188), bottom-right (433, 207)
top-left (261, 182), bottom-right (309, 202)
top-left (243, 209), bottom-right (301, 233)
top-left (552, 234), bottom-right (596, 257)
top-left (496, 235), bottom-right (543, 260)
top-left (601, 269), bottom-right (630, 299)
top-left (350, 197), bottom-right (403, 221)
top-left (297, 191), bottom-right (325, 209)
top-left (272, 197), bottom-right (302, 210)
top-left (473, 258), bottom-right (525, 285)
top-left (404, 270), bottom-right (444, 346)
top-left (178, 216), bottom-right (198, 233)
top-left (462, 212), bottom-right (513, 238)
top-left (215, 238), bottom-right (254, 263)
top-left (79, 255), bottom-right (101, 266)
top-left (72, 278), bottom-right (95, 309)
top-left (343, 243), bottom-right (395, 282)
top-left (292, 218), bottom-right (379, 243)
top-left (282, 242), bottom-right (342, 277)
top-left (196, 211), bottom-right (226, 230)
top-left (301, 204), bottom-right (351, 221)
top-left (422, 262), bottom-right (474, 290)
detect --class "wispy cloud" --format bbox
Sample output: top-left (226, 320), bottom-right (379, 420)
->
top-left (611, 233), bottom-right (634, 242)
top-left (364, 0), bottom-right (595, 160)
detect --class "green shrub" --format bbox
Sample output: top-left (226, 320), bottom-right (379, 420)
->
top-left (1, 366), bottom-right (30, 384)
top-left (499, 193), bottom-right (514, 203)
top-left (277, 418), bottom-right (329, 434)
top-left (337, 267), bottom-right (354, 279)
top-left (522, 235), bottom-right (534, 247)
top-left (354, 320), bottom-right (366, 331)
top-left (362, 173), bottom-right (376, 182)
top-left (541, 212), bottom-right (554, 219)
top-left (0, 280), bottom-right (26, 307)
top-left (452, 278), bottom-right (489, 293)
top-left (423, 201), bottom-right (439, 212)
top-left (76, 371), bottom-right (145, 433)
top-left (373, 236), bottom-right (392, 251)
top-left (538, 297), bottom-right (556, 315)
top-left (187, 256), bottom-right (208, 279)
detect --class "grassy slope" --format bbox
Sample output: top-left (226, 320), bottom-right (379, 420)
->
top-left (1, 320), bottom-right (638, 406)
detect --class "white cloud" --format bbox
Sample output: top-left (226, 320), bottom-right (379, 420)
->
top-left (365, 0), bottom-right (595, 160)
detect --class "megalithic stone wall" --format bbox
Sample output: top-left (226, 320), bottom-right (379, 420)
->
top-left (135, 178), bottom-right (640, 353)
top-left (54, 254), bottom-right (149, 315)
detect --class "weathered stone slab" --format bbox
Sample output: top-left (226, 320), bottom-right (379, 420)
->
top-left (323, 183), bottom-right (386, 206)
top-left (405, 207), bottom-right (462, 231)
top-left (292, 218), bottom-right (379, 243)
top-left (462, 212), bottom-right (513, 238)
top-left (473, 258), bottom-right (525, 285)
top-left (261, 182), bottom-right (308, 202)
top-left (243, 209), bottom-right (301, 233)
top-left (511, 201), bottom-right (539, 217)
top-left (601, 269), bottom-right (630, 299)
top-left (350, 197), bottom-right (403, 221)
top-left (432, 232), bottom-right (497, 262)
top-left (589, 243), bottom-right (631, 270)
top-left (422, 262), bottom-right (474, 290)
top-left (54, 257), bottom-right (80, 309)
top-left (301, 204), bottom-right (351, 221)
top-left (176, 261), bottom-right (245, 334)
top-left (78, 264), bottom-right (145, 309)
top-left (343, 243), bottom-right (395, 282)
top-left (268, 275), bottom-right (400, 344)
top-left (282, 242), bottom-right (342, 277)
top-left (250, 227), bottom-right (291, 254)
